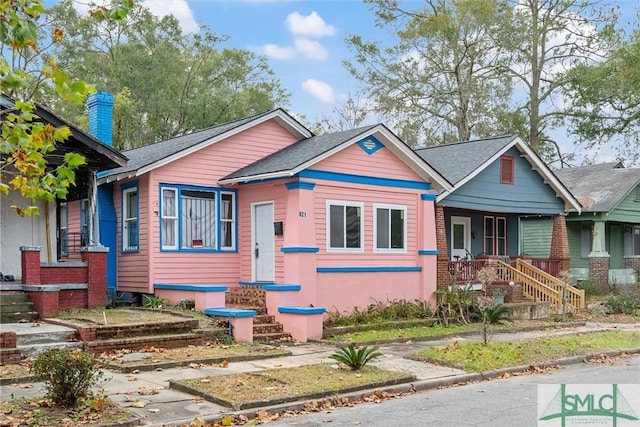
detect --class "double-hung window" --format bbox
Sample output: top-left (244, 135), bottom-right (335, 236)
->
top-left (122, 184), bottom-right (139, 252)
top-left (160, 185), bottom-right (236, 251)
top-left (59, 202), bottom-right (68, 256)
top-left (374, 204), bottom-right (406, 252)
top-left (327, 201), bottom-right (363, 251)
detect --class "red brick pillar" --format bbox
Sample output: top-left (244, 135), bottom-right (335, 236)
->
top-left (82, 245), bottom-right (109, 308)
top-left (549, 215), bottom-right (570, 274)
top-left (20, 246), bottom-right (42, 285)
top-left (435, 204), bottom-right (450, 290)
top-left (25, 286), bottom-right (60, 318)
top-left (589, 257), bottom-right (610, 287)
top-left (0, 331), bottom-right (21, 364)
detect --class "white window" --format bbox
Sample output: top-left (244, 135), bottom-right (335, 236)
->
top-left (484, 216), bottom-right (507, 256)
top-left (122, 185), bottom-right (139, 252)
top-left (374, 204), bottom-right (406, 252)
top-left (161, 188), bottom-right (178, 249)
top-left (220, 192), bottom-right (235, 249)
top-left (160, 185), bottom-right (237, 251)
top-left (327, 201), bottom-right (363, 251)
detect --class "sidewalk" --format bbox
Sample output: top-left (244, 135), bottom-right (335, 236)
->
top-left (2, 321), bottom-right (639, 426)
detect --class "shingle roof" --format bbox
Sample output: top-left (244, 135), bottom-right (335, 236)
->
top-left (99, 109), bottom-right (300, 179)
top-left (222, 125), bottom-right (378, 181)
top-left (414, 135), bottom-right (518, 184)
top-left (554, 162), bottom-right (640, 212)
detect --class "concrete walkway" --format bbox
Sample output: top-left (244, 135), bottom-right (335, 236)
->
top-left (1, 321), bottom-right (639, 426)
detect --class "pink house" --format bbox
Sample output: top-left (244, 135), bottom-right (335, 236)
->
top-left (69, 104), bottom-right (451, 340)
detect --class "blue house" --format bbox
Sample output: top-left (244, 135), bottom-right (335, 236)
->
top-left (415, 135), bottom-right (582, 295)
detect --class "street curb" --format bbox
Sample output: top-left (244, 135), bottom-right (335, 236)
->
top-left (161, 346), bottom-right (640, 427)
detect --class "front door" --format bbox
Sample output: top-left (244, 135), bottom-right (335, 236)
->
top-left (451, 216), bottom-right (471, 260)
top-left (253, 202), bottom-right (275, 282)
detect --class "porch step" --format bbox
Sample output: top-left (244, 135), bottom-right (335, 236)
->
top-left (3, 322), bottom-right (81, 358)
top-left (253, 322), bottom-right (284, 335)
top-left (0, 291), bottom-right (39, 323)
top-left (225, 304), bottom-right (267, 316)
top-left (225, 295), bottom-right (267, 307)
top-left (253, 332), bottom-right (293, 343)
top-left (19, 342), bottom-right (84, 358)
top-left (254, 314), bottom-right (275, 325)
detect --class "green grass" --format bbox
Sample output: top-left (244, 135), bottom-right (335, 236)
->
top-left (408, 330), bottom-right (640, 372)
top-left (181, 364), bottom-right (409, 404)
top-left (326, 323), bottom-right (484, 344)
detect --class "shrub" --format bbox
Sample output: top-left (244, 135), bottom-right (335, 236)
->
top-left (330, 343), bottom-right (382, 370)
top-left (576, 277), bottom-right (609, 298)
top-left (603, 291), bottom-right (640, 315)
top-left (31, 349), bottom-right (105, 408)
top-left (324, 299), bottom-right (433, 327)
top-left (143, 295), bottom-right (168, 308)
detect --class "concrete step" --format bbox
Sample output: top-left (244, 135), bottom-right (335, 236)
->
top-left (1, 302), bottom-right (35, 314)
top-left (0, 292), bottom-right (30, 304)
top-left (15, 325), bottom-right (78, 346)
top-left (18, 341), bottom-right (83, 358)
top-left (253, 332), bottom-right (293, 343)
top-left (0, 311), bottom-right (39, 323)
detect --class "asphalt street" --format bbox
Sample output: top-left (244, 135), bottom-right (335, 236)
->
top-left (264, 355), bottom-right (640, 427)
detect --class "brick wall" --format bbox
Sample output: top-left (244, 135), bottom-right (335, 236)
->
top-left (549, 215), bottom-right (570, 274)
top-left (83, 249), bottom-right (107, 309)
top-left (589, 257), bottom-right (609, 286)
top-left (625, 258), bottom-right (640, 277)
top-left (21, 247), bottom-right (41, 285)
top-left (59, 289), bottom-right (88, 310)
top-left (41, 266), bottom-right (88, 284)
top-left (435, 204), bottom-right (450, 289)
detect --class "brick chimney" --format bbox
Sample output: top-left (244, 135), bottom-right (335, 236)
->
top-left (87, 92), bottom-right (113, 146)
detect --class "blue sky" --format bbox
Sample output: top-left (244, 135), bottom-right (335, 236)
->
top-left (139, 0), bottom-right (381, 122)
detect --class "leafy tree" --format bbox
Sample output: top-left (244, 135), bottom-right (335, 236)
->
top-left (345, 0), bottom-right (516, 147)
top-left (0, 0), bottom-right (132, 216)
top-left (501, 0), bottom-right (618, 164)
top-left (563, 30), bottom-right (640, 164)
top-left (43, 1), bottom-right (290, 150)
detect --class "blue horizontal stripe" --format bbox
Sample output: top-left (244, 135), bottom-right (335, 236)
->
top-left (278, 306), bottom-right (326, 315)
top-left (281, 246), bottom-right (320, 253)
top-left (285, 181), bottom-right (316, 190)
top-left (420, 193), bottom-right (437, 201)
top-left (204, 308), bottom-right (256, 318)
top-left (418, 250), bottom-right (439, 255)
top-left (154, 283), bottom-right (227, 292)
top-left (298, 169), bottom-right (431, 190)
top-left (263, 285), bottom-right (301, 292)
top-left (317, 266), bottom-right (422, 273)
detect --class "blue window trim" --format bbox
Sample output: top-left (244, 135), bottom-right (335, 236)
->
top-left (281, 246), bottom-right (319, 253)
top-left (298, 169), bottom-right (431, 190)
top-left (317, 266), bottom-right (422, 273)
top-left (418, 249), bottom-right (439, 255)
top-left (285, 181), bottom-right (316, 190)
top-left (121, 181), bottom-right (139, 253)
top-left (420, 193), bottom-right (437, 201)
top-left (159, 183), bottom-right (238, 253)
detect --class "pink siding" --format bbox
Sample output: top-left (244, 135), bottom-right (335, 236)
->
top-left (314, 143), bottom-right (425, 181)
top-left (236, 181), bottom-right (288, 284)
top-left (141, 120), bottom-right (297, 288)
top-left (114, 176), bottom-right (150, 293)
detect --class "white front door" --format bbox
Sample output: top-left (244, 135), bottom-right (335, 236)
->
top-left (451, 216), bottom-right (471, 260)
top-left (253, 202), bottom-right (275, 282)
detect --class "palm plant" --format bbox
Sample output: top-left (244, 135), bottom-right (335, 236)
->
top-left (329, 343), bottom-right (382, 370)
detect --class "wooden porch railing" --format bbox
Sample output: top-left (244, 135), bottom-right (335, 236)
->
top-left (515, 259), bottom-right (585, 310)
top-left (496, 260), bottom-right (564, 310)
top-left (530, 258), bottom-right (561, 277)
top-left (448, 259), bottom-right (487, 283)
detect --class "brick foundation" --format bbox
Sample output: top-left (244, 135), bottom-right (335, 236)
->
top-left (0, 332), bottom-right (21, 364)
top-left (625, 258), bottom-right (640, 277)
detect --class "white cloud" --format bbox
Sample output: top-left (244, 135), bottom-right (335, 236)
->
top-left (263, 44), bottom-right (295, 59)
top-left (302, 79), bottom-right (335, 103)
top-left (285, 11), bottom-right (336, 38)
top-left (141, 0), bottom-right (199, 34)
top-left (294, 38), bottom-right (328, 60)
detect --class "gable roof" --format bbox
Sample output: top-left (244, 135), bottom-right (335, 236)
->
top-left (415, 135), bottom-right (581, 213)
top-left (554, 162), bottom-right (640, 212)
top-left (98, 108), bottom-right (312, 183)
top-left (219, 123), bottom-right (452, 192)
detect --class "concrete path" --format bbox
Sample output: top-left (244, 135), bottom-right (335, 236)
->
top-left (1, 321), bottom-right (638, 426)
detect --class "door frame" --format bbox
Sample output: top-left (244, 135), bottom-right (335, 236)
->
top-left (450, 216), bottom-right (471, 261)
top-left (251, 201), bottom-right (275, 282)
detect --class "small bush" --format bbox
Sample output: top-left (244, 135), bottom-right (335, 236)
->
top-left (329, 343), bottom-right (382, 370)
top-left (143, 295), bottom-right (168, 308)
top-left (603, 291), bottom-right (640, 315)
top-left (31, 349), bottom-right (105, 408)
top-left (576, 277), bottom-right (609, 298)
top-left (324, 299), bottom-right (432, 327)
